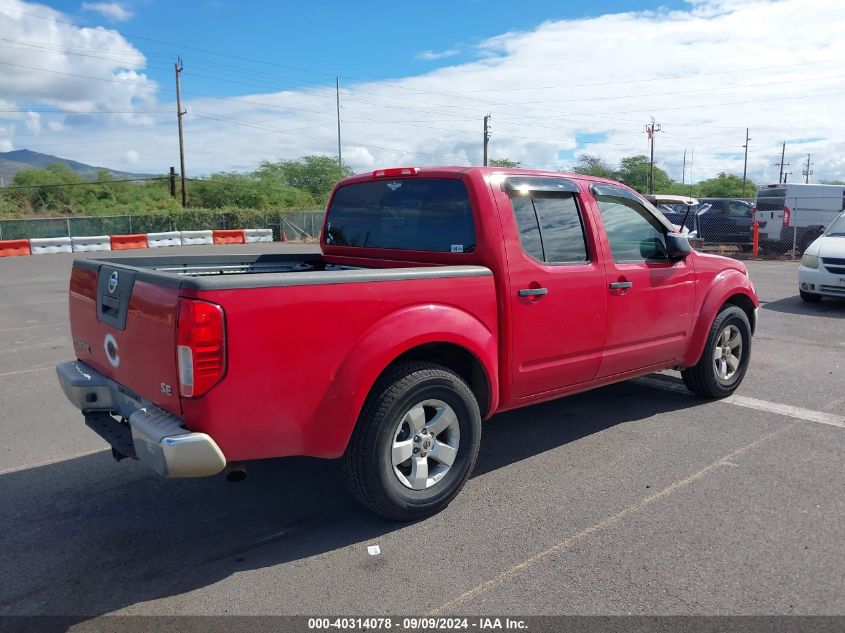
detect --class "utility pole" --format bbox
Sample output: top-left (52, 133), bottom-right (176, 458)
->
top-left (802, 154), bottom-right (813, 183)
top-left (645, 117), bottom-right (662, 194)
top-left (169, 166), bottom-right (176, 198)
top-left (682, 148), bottom-right (686, 185)
top-left (175, 59), bottom-right (187, 208)
top-left (774, 141), bottom-right (788, 184)
top-left (483, 114), bottom-right (491, 166)
top-left (741, 128), bottom-right (750, 196)
top-left (336, 76), bottom-right (342, 169)
top-left (688, 148), bottom-right (694, 197)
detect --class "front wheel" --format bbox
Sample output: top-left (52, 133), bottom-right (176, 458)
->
top-left (681, 305), bottom-right (752, 398)
top-left (800, 289), bottom-right (822, 303)
top-left (342, 362), bottom-right (481, 521)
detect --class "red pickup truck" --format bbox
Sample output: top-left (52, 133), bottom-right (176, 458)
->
top-left (57, 167), bottom-right (758, 520)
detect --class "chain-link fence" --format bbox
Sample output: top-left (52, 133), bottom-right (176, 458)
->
top-left (0, 209), bottom-right (326, 242)
top-left (657, 192), bottom-right (845, 259)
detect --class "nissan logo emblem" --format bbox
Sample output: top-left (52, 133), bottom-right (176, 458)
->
top-left (108, 271), bottom-right (119, 294)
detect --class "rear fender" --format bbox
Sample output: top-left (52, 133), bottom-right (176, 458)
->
top-left (680, 270), bottom-right (758, 367)
top-left (305, 304), bottom-right (499, 458)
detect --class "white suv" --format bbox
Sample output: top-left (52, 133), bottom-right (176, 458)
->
top-left (799, 210), bottom-right (845, 302)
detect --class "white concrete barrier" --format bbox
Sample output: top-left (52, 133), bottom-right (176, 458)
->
top-left (71, 235), bottom-right (112, 252)
top-left (244, 228), bottom-right (273, 243)
top-left (30, 237), bottom-right (73, 255)
top-left (147, 231), bottom-right (182, 248)
top-left (180, 230), bottom-right (214, 246)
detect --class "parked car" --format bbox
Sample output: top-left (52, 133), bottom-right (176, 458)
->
top-left (696, 198), bottom-right (755, 248)
top-left (756, 183), bottom-right (845, 253)
top-left (56, 167), bottom-right (759, 520)
top-left (646, 194), bottom-right (699, 234)
top-left (798, 210), bottom-right (845, 302)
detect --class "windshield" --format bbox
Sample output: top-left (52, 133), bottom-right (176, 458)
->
top-left (756, 188), bottom-right (786, 199)
top-left (324, 178), bottom-right (476, 252)
top-left (826, 213), bottom-right (845, 236)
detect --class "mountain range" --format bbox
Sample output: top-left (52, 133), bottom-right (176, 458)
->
top-left (0, 149), bottom-right (156, 183)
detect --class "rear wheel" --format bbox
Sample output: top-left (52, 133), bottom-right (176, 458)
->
top-left (800, 289), bottom-right (822, 303)
top-left (342, 361), bottom-right (481, 521)
top-left (682, 305), bottom-right (751, 398)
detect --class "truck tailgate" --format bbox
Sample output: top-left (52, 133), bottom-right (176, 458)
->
top-left (69, 261), bottom-right (181, 416)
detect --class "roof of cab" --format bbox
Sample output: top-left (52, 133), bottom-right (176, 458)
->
top-left (338, 165), bottom-right (626, 188)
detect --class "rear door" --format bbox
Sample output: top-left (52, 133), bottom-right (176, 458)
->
top-left (496, 176), bottom-right (608, 397)
top-left (69, 261), bottom-right (182, 415)
top-left (755, 187), bottom-right (786, 241)
top-left (589, 185), bottom-right (696, 378)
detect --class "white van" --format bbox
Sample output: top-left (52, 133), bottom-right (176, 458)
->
top-left (755, 183), bottom-right (845, 252)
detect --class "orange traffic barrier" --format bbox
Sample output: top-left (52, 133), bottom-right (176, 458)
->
top-left (0, 239), bottom-right (31, 257)
top-left (752, 220), bottom-right (759, 257)
top-left (212, 229), bottom-right (245, 244)
top-left (110, 234), bottom-right (148, 250)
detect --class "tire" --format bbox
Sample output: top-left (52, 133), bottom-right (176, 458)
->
top-left (681, 305), bottom-right (752, 398)
top-left (800, 290), bottom-right (822, 303)
top-left (342, 361), bottom-right (481, 521)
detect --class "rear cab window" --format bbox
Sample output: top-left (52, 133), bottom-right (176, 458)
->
top-left (504, 177), bottom-right (590, 264)
top-left (325, 179), bottom-right (476, 253)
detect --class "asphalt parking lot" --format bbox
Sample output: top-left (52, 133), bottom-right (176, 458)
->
top-left (0, 245), bottom-right (843, 619)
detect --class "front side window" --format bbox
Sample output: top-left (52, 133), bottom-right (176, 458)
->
top-left (596, 196), bottom-right (668, 261)
top-left (509, 192), bottom-right (589, 263)
top-left (325, 179), bottom-right (476, 252)
top-left (728, 201), bottom-right (751, 217)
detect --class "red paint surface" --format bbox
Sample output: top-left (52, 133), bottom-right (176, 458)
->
top-left (67, 167), bottom-right (759, 462)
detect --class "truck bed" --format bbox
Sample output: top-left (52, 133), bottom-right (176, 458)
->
top-left (75, 253), bottom-right (490, 290)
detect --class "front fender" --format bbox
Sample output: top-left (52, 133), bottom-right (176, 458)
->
top-left (303, 303), bottom-right (499, 458)
top-left (680, 269), bottom-right (758, 367)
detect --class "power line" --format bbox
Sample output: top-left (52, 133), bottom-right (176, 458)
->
top-left (0, 177), bottom-right (167, 190)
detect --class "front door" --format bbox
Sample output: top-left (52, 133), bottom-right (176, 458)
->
top-left (591, 190), bottom-right (696, 378)
top-left (497, 180), bottom-right (608, 398)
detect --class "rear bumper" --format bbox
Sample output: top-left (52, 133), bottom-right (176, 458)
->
top-left (56, 360), bottom-right (226, 477)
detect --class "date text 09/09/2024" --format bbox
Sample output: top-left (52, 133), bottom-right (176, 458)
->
top-left (307, 617), bottom-right (528, 630)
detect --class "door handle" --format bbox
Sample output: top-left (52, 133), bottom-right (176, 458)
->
top-left (518, 287), bottom-right (548, 297)
top-left (609, 281), bottom-right (633, 289)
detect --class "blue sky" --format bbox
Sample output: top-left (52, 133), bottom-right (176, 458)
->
top-left (45, 0), bottom-right (688, 97)
top-left (1, 0), bottom-right (843, 182)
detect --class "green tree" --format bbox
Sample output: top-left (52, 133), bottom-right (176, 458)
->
top-left (570, 154), bottom-right (616, 179)
top-left (257, 155), bottom-right (352, 203)
top-left (489, 158), bottom-right (522, 168)
top-left (696, 172), bottom-right (756, 198)
top-left (616, 155), bottom-right (672, 193)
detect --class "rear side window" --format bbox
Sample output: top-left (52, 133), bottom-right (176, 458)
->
top-left (325, 179), bottom-right (475, 252)
top-left (509, 192), bottom-right (589, 263)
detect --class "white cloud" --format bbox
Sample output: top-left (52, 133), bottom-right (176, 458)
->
top-left (416, 48), bottom-right (461, 61)
top-left (1, 0), bottom-right (844, 185)
top-left (81, 2), bottom-right (133, 22)
top-left (125, 149), bottom-right (139, 164)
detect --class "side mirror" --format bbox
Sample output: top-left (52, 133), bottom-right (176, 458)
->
top-left (665, 233), bottom-right (691, 259)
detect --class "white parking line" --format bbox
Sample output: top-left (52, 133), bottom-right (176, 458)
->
top-left (636, 376), bottom-right (845, 429)
top-left (0, 366), bottom-right (54, 378)
top-left (0, 323), bottom-right (62, 333)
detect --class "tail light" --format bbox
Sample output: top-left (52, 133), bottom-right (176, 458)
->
top-left (373, 167), bottom-right (419, 177)
top-left (751, 204), bottom-right (757, 220)
top-left (177, 299), bottom-right (226, 397)
top-left (783, 206), bottom-right (790, 227)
